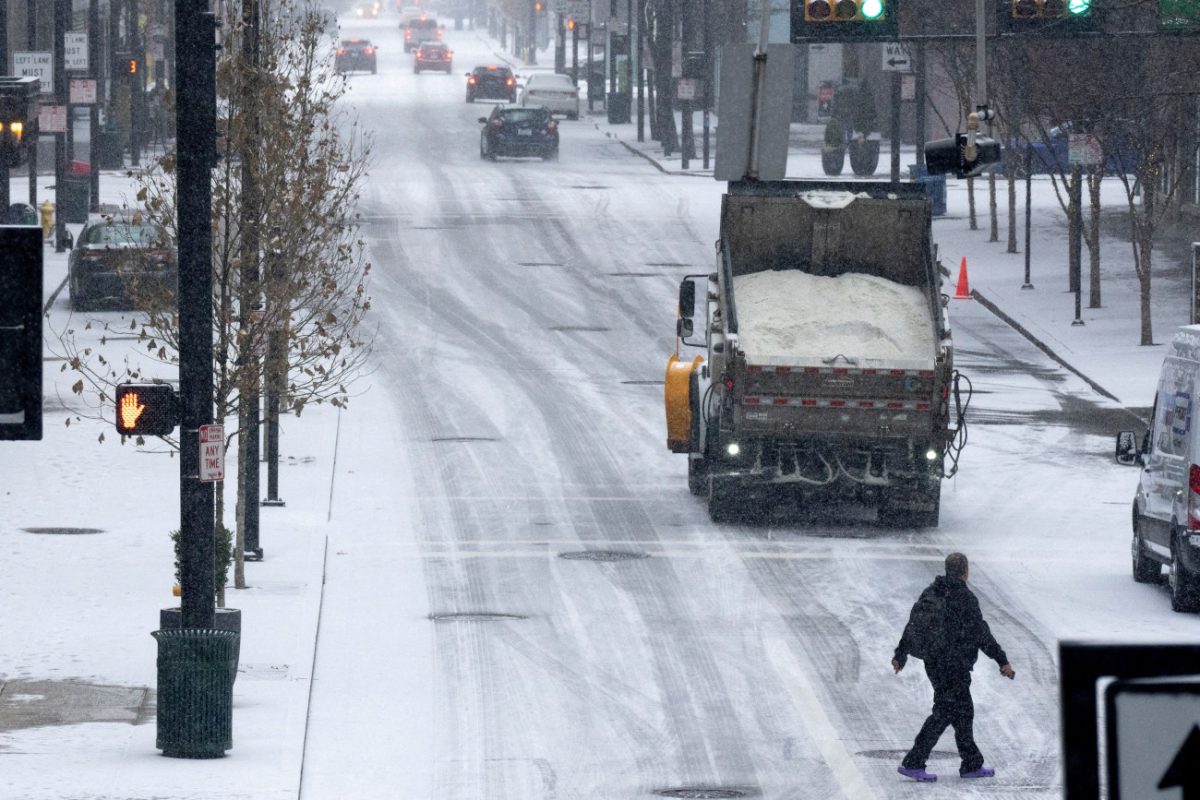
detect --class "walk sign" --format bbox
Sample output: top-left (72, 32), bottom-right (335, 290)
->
top-left (881, 42), bottom-right (910, 72)
top-left (1106, 680), bottom-right (1200, 800)
top-left (199, 423), bottom-right (225, 482)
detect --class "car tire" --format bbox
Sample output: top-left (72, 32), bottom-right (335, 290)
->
top-left (1132, 510), bottom-right (1162, 584)
top-left (543, 146), bottom-right (558, 161)
top-left (1170, 531), bottom-right (1200, 612)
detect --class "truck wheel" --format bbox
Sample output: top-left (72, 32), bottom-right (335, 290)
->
top-left (1169, 534), bottom-right (1199, 612)
top-left (1132, 511), bottom-right (1162, 584)
top-left (707, 476), bottom-right (739, 523)
top-left (686, 371), bottom-right (707, 496)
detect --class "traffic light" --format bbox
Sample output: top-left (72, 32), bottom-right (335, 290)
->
top-left (924, 134), bottom-right (1002, 179)
top-left (792, 0), bottom-right (897, 41)
top-left (114, 383), bottom-right (178, 437)
top-left (0, 76), bottom-right (37, 168)
top-left (0, 226), bottom-right (44, 442)
top-left (567, 17), bottom-right (575, 29)
top-left (1000, 0), bottom-right (1096, 34)
top-left (534, 1), bottom-right (543, 10)
top-left (128, 57), bottom-right (139, 76)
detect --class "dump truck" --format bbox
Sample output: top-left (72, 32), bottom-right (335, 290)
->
top-left (664, 180), bottom-right (969, 526)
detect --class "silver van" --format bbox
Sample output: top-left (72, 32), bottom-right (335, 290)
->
top-left (1116, 324), bottom-right (1200, 612)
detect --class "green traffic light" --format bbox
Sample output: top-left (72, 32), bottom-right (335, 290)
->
top-left (861, 0), bottom-right (884, 18)
top-left (1067, 0), bottom-right (1091, 14)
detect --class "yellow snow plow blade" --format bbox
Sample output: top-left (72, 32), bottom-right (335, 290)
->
top-left (665, 354), bottom-right (703, 453)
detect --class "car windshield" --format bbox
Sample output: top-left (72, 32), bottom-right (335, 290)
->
top-left (527, 75), bottom-right (573, 89)
top-left (498, 109), bottom-right (548, 124)
top-left (342, 40), bottom-right (371, 49)
top-left (82, 223), bottom-right (163, 246)
top-left (476, 67), bottom-right (510, 77)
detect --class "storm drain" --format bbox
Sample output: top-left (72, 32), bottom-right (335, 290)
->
top-left (517, 261), bottom-right (565, 267)
top-left (608, 272), bottom-right (659, 278)
top-left (621, 380), bottom-right (664, 386)
top-left (645, 262), bottom-right (692, 267)
top-left (429, 612), bottom-right (527, 622)
top-left (549, 326), bottom-right (610, 333)
top-left (654, 789), bottom-right (751, 799)
top-left (559, 550), bottom-right (649, 562)
top-left (430, 436), bottom-right (498, 443)
top-left (21, 527), bottom-right (104, 535)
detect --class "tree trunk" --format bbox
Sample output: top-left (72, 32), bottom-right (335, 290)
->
top-left (967, 177), bottom-right (977, 230)
top-left (1087, 170), bottom-right (1102, 309)
top-left (988, 171), bottom-right (998, 242)
top-left (1139, 235), bottom-right (1154, 346)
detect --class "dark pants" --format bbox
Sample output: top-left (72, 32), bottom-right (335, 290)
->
top-left (901, 664), bottom-right (984, 774)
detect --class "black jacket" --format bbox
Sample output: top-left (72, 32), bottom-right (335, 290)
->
top-left (894, 575), bottom-right (1008, 673)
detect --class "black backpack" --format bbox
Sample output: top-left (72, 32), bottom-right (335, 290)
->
top-left (905, 589), bottom-right (949, 661)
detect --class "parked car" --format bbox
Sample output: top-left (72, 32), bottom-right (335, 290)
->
top-left (403, 16), bottom-right (441, 51)
top-left (519, 72), bottom-right (580, 120)
top-left (68, 215), bottom-right (176, 311)
top-left (335, 39), bottom-right (378, 74)
top-left (414, 41), bottom-right (452, 73)
top-left (479, 105), bottom-right (558, 161)
top-left (466, 65), bottom-right (516, 103)
top-left (1116, 324), bottom-right (1200, 612)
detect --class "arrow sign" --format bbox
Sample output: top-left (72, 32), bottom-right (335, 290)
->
top-left (881, 42), bottom-right (910, 72)
top-left (1107, 679), bottom-right (1200, 800)
top-left (1159, 724), bottom-right (1200, 797)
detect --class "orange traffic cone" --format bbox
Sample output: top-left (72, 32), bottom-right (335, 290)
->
top-left (954, 257), bottom-right (972, 299)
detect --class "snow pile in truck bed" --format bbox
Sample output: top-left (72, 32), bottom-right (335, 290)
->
top-left (733, 270), bottom-right (934, 362)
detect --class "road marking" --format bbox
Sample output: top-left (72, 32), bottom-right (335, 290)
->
top-left (766, 636), bottom-right (879, 800)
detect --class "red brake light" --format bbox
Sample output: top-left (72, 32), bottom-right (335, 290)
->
top-left (489, 119), bottom-right (502, 128)
top-left (337, 48), bottom-right (345, 55)
top-left (1191, 464), bottom-right (1200, 495)
top-left (468, 76), bottom-right (476, 84)
top-left (724, 377), bottom-right (734, 390)
top-left (546, 120), bottom-right (557, 132)
top-left (505, 78), bottom-right (514, 85)
top-left (364, 47), bottom-right (374, 54)
top-left (568, 91), bottom-right (578, 98)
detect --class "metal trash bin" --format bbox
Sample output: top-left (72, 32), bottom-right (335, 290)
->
top-left (151, 628), bottom-right (238, 758)
top-left (908, 163), bottom-right (947, 217)
top-left (3, 203), bottom-right (36, 225)
top-left (58, 175), bottom-right (90, 224)
top-left (606, 92), bottom-right (630, 124)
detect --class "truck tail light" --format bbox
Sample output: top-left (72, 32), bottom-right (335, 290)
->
top-left (1190, 464), bottom-right (1200, 531)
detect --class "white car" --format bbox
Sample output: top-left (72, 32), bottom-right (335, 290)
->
top-left (520, 73), bottom-right (580, 120)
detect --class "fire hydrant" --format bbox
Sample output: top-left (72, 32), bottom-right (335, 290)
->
top-left (39, 200), bottom-right (54, 240)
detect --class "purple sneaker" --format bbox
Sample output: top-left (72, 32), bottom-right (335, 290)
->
top-left (897, 766), bottom-right (937, 782)
top-left (960, 766), bottom-right (995, 779)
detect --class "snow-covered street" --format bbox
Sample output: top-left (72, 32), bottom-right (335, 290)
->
top-left (2, 16), bottom-right (1198, 800)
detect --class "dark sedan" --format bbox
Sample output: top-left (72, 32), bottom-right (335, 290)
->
top-left (68, 217), bottom-right (176, 311)
top-left (414, 41), bottom-right (452, 74)
top-left (479, 106), bottom-right (558, 161)
top-left (466, 65), bottom-right (516, 103)
top-left (335, 39), bottom-right (377, 74)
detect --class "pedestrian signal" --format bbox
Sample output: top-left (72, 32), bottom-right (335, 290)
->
top-left (114, 383), bottom-right (178, 437)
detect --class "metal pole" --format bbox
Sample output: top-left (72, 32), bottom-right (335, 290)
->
top-left (176, 0), bottom-right (217, 630)
top-left (555, 12), bottom-right (564, 72)
top-left (87, 0), bottom-right (99, 211)
top-left (27, 0), bottom-right (36, 207)
top-left (1192, 243), bottom-right (1199, 325)
top-left (240, 0), bottom-right (262, 561)
top-left (700, 0), bottom-right (709, 168)
top-left (128, 0), bottom-right (140, 166)
top-left (571, 19), bottom-right (578, 84)
top-left (745, 0), bottom-right (770, 179)
top-left (975, 0), bottom-right (986, 109)
top-left (914, 42), bottom-right (924, 167)
top-left (528, 0), bottom-right (537, 64)
top-left (0, 0), bottom-right (9, 212)
top-left (262, 249), bottom-right (284, 507)
top-left (636, 0), bottom-right (644, 141)
top-left (889, 70), bottom-right (900, 182)
top-left (53, 0), bottom-right (66, 251)
top-left (1023, 149), bottom-right (1033, 289)
top-left (586, 13), bottom-right (593, 112)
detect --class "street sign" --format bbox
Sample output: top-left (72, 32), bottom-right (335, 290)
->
top-left (901, 73), bottom-right (916, 100)
top-left (676, 78), bottom-right (697, 100)
top-left (64, 32), bottom-right (88, 71)
top-left (69, 79), bottom-right (96, 105)
top-left (1106, 680), bottom-right (1200, 800)
top-left (13, 52), bottom-right (53, 94)
top-left (199, 424), bottom-right (225, 482)
top-left (1068, 133), bottom-right (1102, 166)
top-left (881, 41), bottom-right (910, 72)
top-left (37, 104), bottom-right (66, 133)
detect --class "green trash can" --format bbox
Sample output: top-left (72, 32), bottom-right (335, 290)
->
top-left (151, 628), bottom-right (238, 758)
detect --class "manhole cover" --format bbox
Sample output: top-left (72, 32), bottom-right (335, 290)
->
top-left (21, 527), bottom-right (104, 535)
top-left (517, 261), bottom-right (564, 267)
top-left (430, 436), bottom-right (498, 443)
top-left (429, 612), bottom-right (527, 622)
top-left (608, 272), bottom-right (659, 277)
top-left (621, 380), bottom-right (664, 385)
top-left (559, 550), bottom-right (649, 562)
top-left (549, 326), bottom-right (610, 333)
top-left (655, 789), bottom-right (750, 799)
top-left (645, 262), bottom-right (691, 267)
top-left (857, 749), bottom-right (958, 761)
top-left (569, 185), bottom-right (609, 189)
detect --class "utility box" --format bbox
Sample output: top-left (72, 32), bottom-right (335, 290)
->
top-left (59, 175), bottom-right (90, 224)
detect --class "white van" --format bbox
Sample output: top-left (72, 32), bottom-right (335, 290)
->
top-left (1116, 324), bottom-right (1200, 612)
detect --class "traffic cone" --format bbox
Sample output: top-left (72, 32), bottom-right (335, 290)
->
top-left (954, 257), bottom-right (972, 299)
